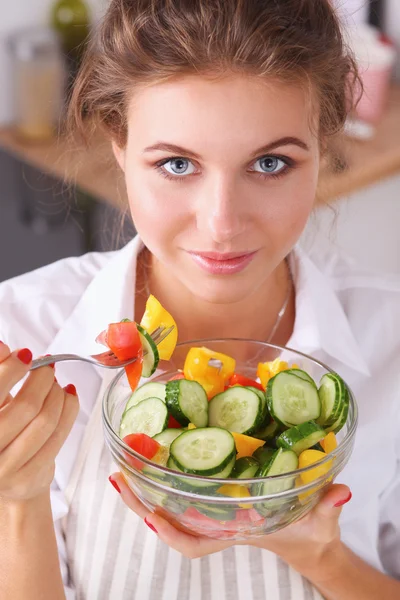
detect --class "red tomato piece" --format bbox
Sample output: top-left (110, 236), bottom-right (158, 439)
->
top-left (123, 433), bottom-right (161, 470)
top-left (125, 345), bottom-right (144, 391)
top-left (228, 373), bottom-right (264, 391)
top-left (107, 321), bottom-right (142, 361)
top-left (168, 415), bottom-right (182, 429)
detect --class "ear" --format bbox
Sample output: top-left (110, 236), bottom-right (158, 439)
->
top-left (112, 140), bottom-right (126, 172)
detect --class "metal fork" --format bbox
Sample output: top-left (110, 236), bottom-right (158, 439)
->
top-left (30, 325), bottom-right (175, 371)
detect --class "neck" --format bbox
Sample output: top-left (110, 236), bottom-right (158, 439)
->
top-left (135, 250), bottom-right (295, 346)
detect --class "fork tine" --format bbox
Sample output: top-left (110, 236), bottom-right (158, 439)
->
top-left (153, 325), bottom-right (175, 345)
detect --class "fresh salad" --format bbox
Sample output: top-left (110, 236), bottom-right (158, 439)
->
top-left (97, 295), bottom-right (349, 505)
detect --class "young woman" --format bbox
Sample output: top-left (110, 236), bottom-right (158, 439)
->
top-left (1, 1), bottom-right (399, 599)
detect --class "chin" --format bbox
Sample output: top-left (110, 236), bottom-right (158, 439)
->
top-left (184, 274), bottom-right (257, 305)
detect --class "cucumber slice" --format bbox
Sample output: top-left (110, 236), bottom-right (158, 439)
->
top-left (119, 397), bottom-right (168, 438)
top-left (276, 420), bottom-right (326, 455)
top-left (137, 324), bottom-right (159, 377)
top-left (246, 386), bottom-right (270, 427)
top-left (253, 419), bottom-right (281, 443)
top-left (170, 427), bottom-right (236, 476)
top-left (252, 448), bottom-right (298, 496)
top-left (153, 428), bottom-right (184, 447)
top-left (285, 369), bottom-right (316, 386)
top-left (231, 456), bottom-right (259, 479)
top-left (267, 371), bottom-right (321, 427)
top-left (166, 379), bottom-right (209, 428)
top-left (253, 446), bottom-right (276, 465)
top-left (167, 455), bottom-right (236, 490)
top-left (316, 373), bottom-right (346, 428)
top-left (325, 386), bottom-right (350, 434)
top-left (194, 503), bottom-right (236, 522)
top-left (124, 382), bottom-right (166, 415)
top-left (208, 387), bottom-right (263, 435)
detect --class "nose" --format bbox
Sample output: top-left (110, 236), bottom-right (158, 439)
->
top-left (196, 174), bottom-right (245, 244)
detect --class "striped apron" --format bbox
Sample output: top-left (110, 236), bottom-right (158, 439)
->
top-left (63, 371), bottom-right (325, 600)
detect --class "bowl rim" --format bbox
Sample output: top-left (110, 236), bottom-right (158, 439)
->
top-left (102, 338), bottom-right (358, 494)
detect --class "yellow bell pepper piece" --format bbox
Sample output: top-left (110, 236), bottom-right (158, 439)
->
top-left (184, 347), bottom-right (235, 398)
top-left (231, 432), bottom-right (265, 459)
top-left (320, 432), bottom-right (338, 454)
top-left (256, 359), bottom-right (299, 389)
top-left (140, 295), bottom-right (178, 360)
top-left (217, 484), bottom-right (251, 508)
top-left (298, 450), bottom-right (332, 485)
top-left (187, 423), bottom-right (196, 430)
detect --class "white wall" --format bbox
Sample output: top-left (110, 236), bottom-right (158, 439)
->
top-left (301, 174), bottom-right (400, 275)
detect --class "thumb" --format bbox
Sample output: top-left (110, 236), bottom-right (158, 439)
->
top-left (313, 484), bottom-right (352, 520)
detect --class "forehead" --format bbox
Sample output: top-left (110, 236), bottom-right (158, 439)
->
top-left (126, 74), bottom-right (318, 152)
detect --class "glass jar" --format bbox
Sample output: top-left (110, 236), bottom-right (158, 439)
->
top-left (9, 28), bottom-right (65, 142)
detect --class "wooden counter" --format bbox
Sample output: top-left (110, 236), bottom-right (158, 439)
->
top-left (1, 86), bottom-right (400, 207)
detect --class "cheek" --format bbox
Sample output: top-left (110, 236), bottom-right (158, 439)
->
top-left (124, 167), bottom-right (189, 255)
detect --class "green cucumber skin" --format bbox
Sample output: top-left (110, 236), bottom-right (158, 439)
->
top-left (253, 419), bottom-right (282, 443)
top-left (137, 324), bottom-right (159, 377)
top-left (169, 428), bottom-right (236, 476)
top-left (165, 380), bottom-right (208, 427)
top-left (252, 446), bottom-right (276, 465)
top-left (276, 420), bottom-right (326, 456)
top-left (251, 448), bottom-right (298, 496)
top-left (194, 503), bottom-right (236, 521)
top-left (316, 373), bottom-right (344, 428)
top-left (266, 372), bottom-right (321, 427)
top-left (246, 386), bottom-right (271, 429)
top-left (231, 456), bottom-right (259, 479)
top-left (285, 369), bottom-right (316, 386)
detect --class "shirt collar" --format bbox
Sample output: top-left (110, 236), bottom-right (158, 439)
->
top-left (46, 236), bottom-right (370, 377)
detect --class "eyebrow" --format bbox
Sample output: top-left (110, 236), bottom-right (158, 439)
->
top-left (143, 137), bottom-right (310, 159)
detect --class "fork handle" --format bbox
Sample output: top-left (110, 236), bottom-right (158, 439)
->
top-left (30, 354), bottom-right (81, 371)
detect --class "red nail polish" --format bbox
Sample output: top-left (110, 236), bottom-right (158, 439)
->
top-left (334, 491), bottom-right (352, 508)
top-left (64, 384), bottom-right (77, 396)
top-left (45, 354), bottom-right (55, 369)
top-left (17, 348), bottom-right (32, 365)
top-left (144, 517), bottom-right (158, 533)
top-left (109, 475), bottom-right (121, 493)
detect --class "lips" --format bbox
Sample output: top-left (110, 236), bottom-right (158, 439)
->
top-left (188, 250), bottom-right (257, 275)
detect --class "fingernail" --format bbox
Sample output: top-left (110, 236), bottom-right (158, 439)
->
top-left (45, 354), bottom-right (55, 369)
top-left (334, 491), bottom-right (352, 508)
top-left (64, 384), bottom-right (77, 396)
top-left (144, 517), bottom-right (158, 534)
top-left (17, 348), bottom-right (33, 365)
top-left (109, 475), bottom-right (121, 493)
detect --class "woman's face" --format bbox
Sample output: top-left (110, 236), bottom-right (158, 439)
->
top-left (114, 74), bottom-right (320, 303)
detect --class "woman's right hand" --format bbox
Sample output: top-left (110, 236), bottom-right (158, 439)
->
top-left (0, 341), bottom-right (79, 503)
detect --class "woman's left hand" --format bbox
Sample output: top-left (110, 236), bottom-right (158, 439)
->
top-left (109, 471), bottom-right (351, 574)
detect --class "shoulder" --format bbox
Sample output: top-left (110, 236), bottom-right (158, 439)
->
top-left (0, 250), bottom-right (116, 352)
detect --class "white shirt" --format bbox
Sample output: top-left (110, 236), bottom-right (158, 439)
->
top-left (1, 235), bottom-right (400, 598)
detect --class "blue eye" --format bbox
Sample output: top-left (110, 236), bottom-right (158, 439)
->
top-left (163, 158), bottom-right (196, 176)
top-left (253, 156), bottom-right (287, 175)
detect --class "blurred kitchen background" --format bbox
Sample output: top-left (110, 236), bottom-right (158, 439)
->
top-left (0, 0), bottom-right (399, 282)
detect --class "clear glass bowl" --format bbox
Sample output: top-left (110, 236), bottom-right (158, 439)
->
top-left (103, 339), bottom-right (357, 540)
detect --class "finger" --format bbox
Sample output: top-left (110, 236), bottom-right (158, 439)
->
top-left (110, 472), bottom-right (234, 558)
top-left (0, 382), bottom-right (65, 476)
top-left (0, 346), bottom-right (32, 407)
top-left (0, 363), bottom-right (56, 452)
top-left (144, 513), bottom-right (234, 558)
top-left (314, 483), bottom-right (352, 519)
top-left (110, 472), bottom-right (149, 519)
top-left (11, 384), bottom-right (80, 486)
